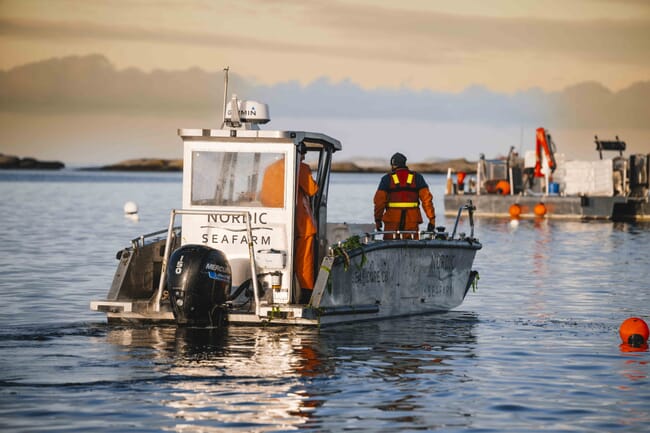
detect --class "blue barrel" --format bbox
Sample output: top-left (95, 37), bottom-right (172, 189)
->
top-left (549, 182), bottom-right (560, 194)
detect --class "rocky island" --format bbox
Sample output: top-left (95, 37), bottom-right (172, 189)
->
top-left (97, 158), bottom-right (183, 172)
top-left (0, 154), bottom-right (65, 170)
top-left (94, 157), bottom-right (477, 174)
top-left (331, 158), bottom-right (477, 174)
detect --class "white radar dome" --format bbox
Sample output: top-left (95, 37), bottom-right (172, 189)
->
top-left (226, 99), bottom-right (270, 124)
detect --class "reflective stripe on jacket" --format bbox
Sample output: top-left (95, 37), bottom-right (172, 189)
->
top-left (387, 169), bottom-right (419, 208)
top-left (373, 167), bottom-right (436, 226)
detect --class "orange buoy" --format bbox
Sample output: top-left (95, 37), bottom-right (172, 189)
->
top-left (495, 180), bottom-right (510, 195)
top-left (509, 203), bottom-right (521, 218)
top-left (619, 317), bottom-right (649, 348)
top-left (534, 202), bottom-right (547, 217)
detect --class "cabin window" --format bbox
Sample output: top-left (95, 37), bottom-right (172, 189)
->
top-left (191, 151), bottom-right (286, 207)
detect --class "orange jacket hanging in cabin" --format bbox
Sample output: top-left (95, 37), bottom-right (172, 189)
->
top-left (296, 161), bottom-right (318, 289)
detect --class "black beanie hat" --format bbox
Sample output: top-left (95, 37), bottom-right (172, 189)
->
top-left (390, 152), bottom-right (407, 167)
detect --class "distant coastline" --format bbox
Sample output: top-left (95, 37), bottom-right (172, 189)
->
top-left (0, 154), bottom-right (65, 170)
top-left (83, 158), bottom-right (183, 172)
top-left (88, 158), bottom-right (478, 174)
top-left (331, 158), bottom-right (477, 174)
top-left (1, 154), bottom-right (477, 174)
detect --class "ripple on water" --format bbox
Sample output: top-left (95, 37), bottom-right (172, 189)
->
top-left (2, 174), bottom-right (650, 432)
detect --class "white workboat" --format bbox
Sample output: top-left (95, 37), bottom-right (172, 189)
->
top-left (91, 81), bottom-right (481, 327)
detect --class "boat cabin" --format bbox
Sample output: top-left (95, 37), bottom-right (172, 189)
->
top-left (173, 96), bottom-right (341, 306)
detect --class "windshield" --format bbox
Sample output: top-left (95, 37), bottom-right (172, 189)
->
top-left (191, 151), bottom-right (286, 207)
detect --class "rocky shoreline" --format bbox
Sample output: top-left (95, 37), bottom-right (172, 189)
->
top-left (331, 158), bottom-right (477, 174)
top-left (93, 157), bottom-right (477, 174)
top-left (1, 154), bottom-right (477, 174)
top-left (0, 154), bottom-right (65, 170)
top-left (91, 158), bottom-right (184, 172)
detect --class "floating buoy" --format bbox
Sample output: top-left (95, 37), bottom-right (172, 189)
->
top-left (124, 201), bottom-right (139, 221)
top-left (124, 201), bottom-right (138, 215)
top-left (495, 180), bottom-right (510, 195)
top-left (509, 203), bottom-right (522, 218)
top-left (619, 317), bottom-right (649, 348)
top-left (534, 202), bottom-right (547, 217)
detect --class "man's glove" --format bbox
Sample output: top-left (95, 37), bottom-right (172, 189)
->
top-left (426, 221), bottom-right (435, 232)
top-left (375, 220), bottom-right (382, 231)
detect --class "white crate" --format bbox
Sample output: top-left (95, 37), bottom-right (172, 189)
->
top-left (256, 249), bottom-right (286, 269)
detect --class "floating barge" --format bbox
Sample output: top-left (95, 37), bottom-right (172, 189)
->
top-left (445, 128), bottom-right (649, 221)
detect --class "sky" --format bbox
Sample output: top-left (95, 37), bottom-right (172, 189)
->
top-left (1, 0), bottom-right (649, 165)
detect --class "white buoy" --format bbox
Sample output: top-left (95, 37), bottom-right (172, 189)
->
top-left (124, 201), bottom-right (139, 221)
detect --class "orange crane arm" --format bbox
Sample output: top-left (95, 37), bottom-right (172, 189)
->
top-left (534, 127), bottom-right (557, 177)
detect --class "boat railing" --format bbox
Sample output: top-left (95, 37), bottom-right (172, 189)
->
top-left (369, 230), bottom-right (435, 241)
top-left (129, 226), bottom-right (181, 250)
top-left (153, 209), bottom-right (261, 316)
top-left (451, 200), bottom-right (476, 240)
top-left (363, 201), bottom-right (476, 243)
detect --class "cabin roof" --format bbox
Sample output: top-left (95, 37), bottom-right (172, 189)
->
top-left (178, 128), bottom-right (342, 152)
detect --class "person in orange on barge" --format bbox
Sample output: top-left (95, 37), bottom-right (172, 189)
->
top-left (373, 152), bottom-right (436, 239)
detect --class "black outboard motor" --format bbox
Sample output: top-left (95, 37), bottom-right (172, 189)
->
top-left (166, 244), bottom-right (232, 327)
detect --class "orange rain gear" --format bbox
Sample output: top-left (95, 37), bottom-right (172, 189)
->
top-left (259, 156), bottom-right (319, 289)
top-left (259, 157), bottom-right (285, 207)
top-left (373, 167), bottom-right (435, 238)
top-left (296, 161), bottom-right (319, 289)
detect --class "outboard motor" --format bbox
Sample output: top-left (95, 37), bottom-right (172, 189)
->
top-left (166, 244), bottom-right (232, 327)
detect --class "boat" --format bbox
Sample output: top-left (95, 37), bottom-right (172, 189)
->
top-left (444, 127), bottom-right (650, 221)
top-left (91, 72), bottom-right (482, 327)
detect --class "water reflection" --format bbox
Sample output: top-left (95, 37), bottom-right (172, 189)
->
top-left (103, 312), bottom-right (478, 431)
top-left (105, 326), bottom-right (325, 431)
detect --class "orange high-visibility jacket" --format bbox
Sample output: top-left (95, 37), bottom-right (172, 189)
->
top-left (373, 167), bottom-right (435, 230)
top-left (296, 162), bottom-right (318, 236)
top-left (259, 158), bottom-right (285, 207)
top-left (260, 157), bottom-right (318, 288)
top-left (296, 162), bottom-right (319, 288)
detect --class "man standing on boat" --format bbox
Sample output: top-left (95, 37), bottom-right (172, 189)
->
top-left (260, 149), bottom-right (319, 303)
top-left (374, 152), bottom-right (435, 239)
top-left (296, 148), bottom-right (319, 303)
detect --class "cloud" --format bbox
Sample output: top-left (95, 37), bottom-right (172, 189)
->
top-left (1, 54), bottom-right (648, 130)
top-left (0, 17), bottom-right (430, 65)
top-left (302, 2), bottom-right (650, 66)
top-left (0, 54), bottom-right (219, 113)
top-left (2, 3), bottom-right (649, 69)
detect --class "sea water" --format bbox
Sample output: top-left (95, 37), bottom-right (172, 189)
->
top-left (0, 169), bottom-right (649, 432)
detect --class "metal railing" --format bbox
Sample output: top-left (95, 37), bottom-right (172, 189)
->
top-left (129, 227), bottom-right (180, 250)
top-left (367, 201), bottom-right (476, 242)
top-left (152, 209), bottom-right (261, 316)
top-left (451, 200), bottom-right (476, 240)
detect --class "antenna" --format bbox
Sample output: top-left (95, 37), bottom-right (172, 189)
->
top-left (222, 67), bottom-right (229, 126)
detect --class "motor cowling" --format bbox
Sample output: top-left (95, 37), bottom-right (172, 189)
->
top-left (166, 244), bottom-right (232, 327)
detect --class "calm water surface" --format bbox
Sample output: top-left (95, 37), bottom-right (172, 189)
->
top-left (1, 170), bottom-right (649, 432)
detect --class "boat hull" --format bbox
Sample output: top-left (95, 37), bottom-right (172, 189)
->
top-left (445, 194), bottom-right (649, 221)
top-left (228, 238), bottom-right (480, 326)
top-left (92, 236), bottom-right (481, 327)
top-left (321, 239), bottom-right (479, 316)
